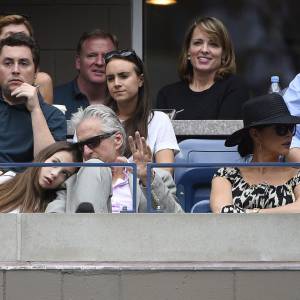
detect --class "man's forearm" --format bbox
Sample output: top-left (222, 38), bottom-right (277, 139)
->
top-left (31, 106), bottom-right (55, 156)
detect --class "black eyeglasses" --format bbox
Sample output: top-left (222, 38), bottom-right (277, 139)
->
top-left (104, 49), bottom-right (143, 70)
top-left (273, 124), bottom-right (296, 136)
top-left (76, 131), bottom-right (117, 152)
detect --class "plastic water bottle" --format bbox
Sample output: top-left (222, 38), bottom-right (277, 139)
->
top-left (268, 76), bottom-right (282, 94)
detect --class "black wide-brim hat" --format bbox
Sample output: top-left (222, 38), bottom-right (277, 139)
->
top-left (225, 93), bottom-right (300, 147)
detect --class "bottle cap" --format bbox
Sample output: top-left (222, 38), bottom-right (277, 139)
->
top-left (271, 75), bottom-right (279, 83)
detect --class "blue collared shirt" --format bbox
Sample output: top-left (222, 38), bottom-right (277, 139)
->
top-left (0, 93), bottom-right (66, 166)
top-left (54, 78), bottom-right (90, 120)
top-left (283, 73), bottom-right (300, 147)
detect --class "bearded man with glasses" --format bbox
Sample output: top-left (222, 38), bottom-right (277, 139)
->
top-left (46, 104), bottom-right (183, 213)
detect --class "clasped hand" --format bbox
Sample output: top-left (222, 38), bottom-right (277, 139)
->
top-left (10, 83), bottom-right (40, 112)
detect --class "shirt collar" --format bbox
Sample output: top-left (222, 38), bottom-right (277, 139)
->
top-left (112, 168), bottom-right (130, 188)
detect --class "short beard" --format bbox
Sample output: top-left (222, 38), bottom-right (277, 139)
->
top-left (2, 85), bottom-right (27, 105)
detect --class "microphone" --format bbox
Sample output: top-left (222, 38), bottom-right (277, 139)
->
top-left (75, 202), bottom-right (95, 213)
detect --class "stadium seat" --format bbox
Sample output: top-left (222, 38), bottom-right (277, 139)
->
top-left (190, 199), bottom-right (211, 213)
top-left (175, 139), bottom-right (241, 212)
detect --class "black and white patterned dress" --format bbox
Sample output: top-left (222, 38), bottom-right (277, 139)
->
top-left (214, 167), bottom-right (300, 213)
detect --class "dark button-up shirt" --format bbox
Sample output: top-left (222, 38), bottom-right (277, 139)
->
top-left (0, 93), bottom-right (66, 166)
top-left (54, 78), bottom-right (90, 120)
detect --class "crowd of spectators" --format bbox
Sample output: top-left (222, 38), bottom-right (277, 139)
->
top-left (0, 14), bottom-right (300, 214)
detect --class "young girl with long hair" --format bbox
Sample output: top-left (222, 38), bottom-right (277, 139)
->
top-left (0, 141), bottom-right (81, 212)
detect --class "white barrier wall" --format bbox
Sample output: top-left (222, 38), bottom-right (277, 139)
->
top-left (1, 214), bottom-right (300, 299)
top-left (3, 214), bottom-right (300, 262)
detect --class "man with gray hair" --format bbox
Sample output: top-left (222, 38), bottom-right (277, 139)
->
top-left (46, 104), bottom-right (182, 213)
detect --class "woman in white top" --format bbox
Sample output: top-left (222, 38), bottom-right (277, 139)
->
top-left (104, 49), bottom-right (179, 173)
top-left (0, 141), bottom-right (80, 213)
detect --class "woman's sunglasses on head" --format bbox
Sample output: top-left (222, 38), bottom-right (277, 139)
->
top-left (75, 131), bottom-right (117, 153)
top-left (104, 49), bottom-right (143, 69)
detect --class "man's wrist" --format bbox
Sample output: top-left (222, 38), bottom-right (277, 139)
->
top-left (29, 103), bottom-right (42, 114)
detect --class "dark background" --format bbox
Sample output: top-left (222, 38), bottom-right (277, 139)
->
top-left (0, 0), bottom-right (131, 86)
top-left (2, 0), bottom-right (300, 103)
top-left (144, 0), bottom-right (300, 104)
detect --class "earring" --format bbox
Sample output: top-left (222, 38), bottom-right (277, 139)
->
top-left (187, 54), bottom-right (191, 60)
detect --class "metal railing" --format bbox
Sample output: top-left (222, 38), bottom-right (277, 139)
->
top-left (146, 161), bottom-right (300, 212)
top-left (2, 161), bottom-right (300, 213)
top-left (0, 161), bottom-right (138, 213)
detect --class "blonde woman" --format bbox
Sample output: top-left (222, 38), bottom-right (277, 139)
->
top-left (157, 16), bottom-right (249, 120)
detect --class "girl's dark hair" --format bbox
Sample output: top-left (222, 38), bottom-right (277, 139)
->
top-left (0, 141), bottom-right (81, 213)
top-left (106, 52), bottom-right (153, 157)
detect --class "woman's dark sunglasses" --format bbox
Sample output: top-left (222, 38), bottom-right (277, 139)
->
top-left (104, 49), bottom-right (143, 69)
top-left (273, 124), bottom-right (296, 136)
top-left (76, 131), bottom-right (117, 153)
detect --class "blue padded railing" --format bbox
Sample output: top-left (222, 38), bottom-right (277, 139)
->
top-left (146, 162), bottom-right (300, 213)
top-left (3, 161), bottom-right (300, 213)
top-left (0, 162), bottom-right (138, 213)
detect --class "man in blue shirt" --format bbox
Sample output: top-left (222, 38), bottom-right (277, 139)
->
top-left (54, 29), bottom-right (118, 119)
top-left (283, 73), bottom-right (300, 161)
top-left (0, 33), bottom-right (66, 168)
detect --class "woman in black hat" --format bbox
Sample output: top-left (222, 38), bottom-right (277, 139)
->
top-left (210, 93), bottom-right (300, 213)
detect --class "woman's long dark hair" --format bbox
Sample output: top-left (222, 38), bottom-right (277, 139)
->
top-left (0, 141), bottom-right (81, 213)
top-left (238, 125), bottom-right (270, 158)
top-left (106, 52), bottom-right (153, 157)
top-left (238, 131), bottom-right (254, 158)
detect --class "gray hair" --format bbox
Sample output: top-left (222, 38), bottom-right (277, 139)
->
top-left (71, 104), bottom-right (126, 155)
